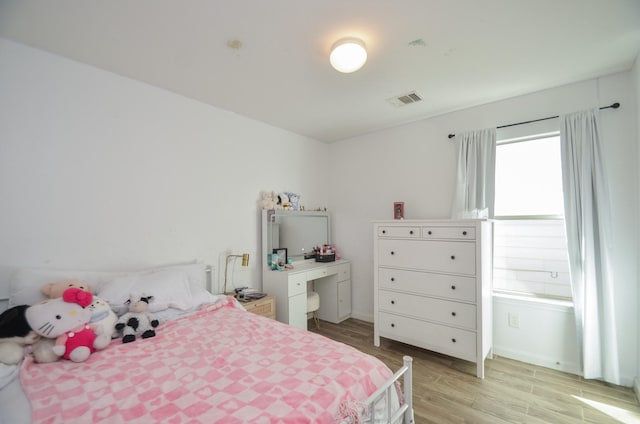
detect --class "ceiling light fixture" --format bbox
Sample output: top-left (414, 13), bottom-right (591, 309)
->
top-left (330, 38), bottom-right (367, 73)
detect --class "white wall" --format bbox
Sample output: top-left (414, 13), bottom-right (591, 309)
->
top-left (0, 38), bottom-right (330, 295)
top-left (633, 54), bottom-right (640, 398)
top-left (493, 295), bottom-right (579, 374)
top-left (330, 72), bottom-right (639, 385)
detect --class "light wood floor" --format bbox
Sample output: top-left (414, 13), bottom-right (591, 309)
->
top-left (310, 318), bottom-right (640, 424)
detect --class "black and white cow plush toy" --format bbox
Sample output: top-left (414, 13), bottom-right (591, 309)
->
top-left (0, 305), bottom-right (39, 364)
top-left (115, 293), bottom-right (159, 344)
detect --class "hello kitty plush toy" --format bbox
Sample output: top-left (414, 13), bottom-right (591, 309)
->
top-left (26, 288), bottom-right (110, 362)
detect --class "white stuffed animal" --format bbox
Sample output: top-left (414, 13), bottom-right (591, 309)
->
top-left (115, 294), bottom-right (160, 344)
top-left (88, 296), bottom-right (119, 339)
top-left (259, 191), bottom-right (277, 210)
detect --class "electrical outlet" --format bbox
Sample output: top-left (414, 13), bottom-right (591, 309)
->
top-left (508, 313), bottom-right (520, 328)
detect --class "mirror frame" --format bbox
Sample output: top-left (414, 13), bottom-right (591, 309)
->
top-left (261, 209), bottom-right (331, 269)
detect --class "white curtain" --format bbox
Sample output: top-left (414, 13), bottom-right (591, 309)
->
top-left (560, 108), bottom-right (619, 384)
top-left (450, 128), bottom-right (496, 219)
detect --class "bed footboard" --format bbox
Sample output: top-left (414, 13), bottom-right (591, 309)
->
top-left (362, 355), bottom-right (414, 424)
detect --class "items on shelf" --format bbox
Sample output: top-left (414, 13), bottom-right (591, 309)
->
top-left (258, 190), bottom-right (301, 210)
top-left (235, 287), bottom-right (268, 301)
top-left (269, 252), bottom-right (294, 271)
top-left (314, 244), bottom-right (337, 263)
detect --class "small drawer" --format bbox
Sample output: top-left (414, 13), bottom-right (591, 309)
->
top-left (336, 263), bottom-right (350, 281)
top-left (288, 273), bottom-right (307, 297)
top-left (378, 226), bottom-right (420, 238)
top-left (307, 266), bottom-right (334, 280)
top-left (422, 226), bottom-right (476, 240)
top-left (243, 296), bottom-right (275, 319)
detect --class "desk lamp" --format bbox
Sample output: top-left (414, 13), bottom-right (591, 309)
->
top-left (223, 253), bottom-right (249, 294)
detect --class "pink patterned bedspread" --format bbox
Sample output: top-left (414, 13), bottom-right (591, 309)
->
top-left (20, 297), bottom-right (394, 423)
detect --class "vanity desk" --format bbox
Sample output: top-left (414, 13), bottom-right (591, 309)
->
top-left (261, 209), bottom-right (351, 330)
top-left (263, 259), bottom-right (351, 330)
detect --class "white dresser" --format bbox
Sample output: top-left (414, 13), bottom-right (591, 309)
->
top-left (373, 219), bottom-right (492, 378)
top-left (263, 259), bottom-right (351, 330)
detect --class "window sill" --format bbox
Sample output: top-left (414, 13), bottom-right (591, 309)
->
top-left (493, 292), bottom-right (574, 309)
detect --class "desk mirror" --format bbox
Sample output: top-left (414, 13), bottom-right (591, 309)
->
top-left (262, 210), bottom-right (331, 266)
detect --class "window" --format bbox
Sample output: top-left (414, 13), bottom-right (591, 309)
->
top-left (493, 132), bottom-right (572, 300)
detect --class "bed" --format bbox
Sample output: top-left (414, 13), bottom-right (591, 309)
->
top-left (0, 263), bottom-right (414, 423)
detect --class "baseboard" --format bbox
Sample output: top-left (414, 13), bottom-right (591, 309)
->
top-left (635, 377), bottom-right (640, 402)
top-left (349, 311), bottom-right (373, 323)
top-left (493, 346), bottom-right (581, 376)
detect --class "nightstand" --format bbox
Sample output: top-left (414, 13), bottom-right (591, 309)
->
top-left (240, 294), bottom-right (276, 320)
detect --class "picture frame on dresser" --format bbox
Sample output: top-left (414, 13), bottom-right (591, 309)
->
top-left (393, 202), bottom-right (404, 220)
top-left (273, 248), bottom-right (287, 266)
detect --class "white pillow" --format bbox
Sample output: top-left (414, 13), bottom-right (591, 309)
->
top-left (152, 294), bottom-right (227, 323)
top-left (97, 268), bottom-right (194, 314)
top-left (149, 263), bottom-right (218, 307)
top-left (7, 262), bottom-right (213, 310)
top-left (149, 263), bottom-right (208, 293)
top-left (8, 268), bottom-right (125, 307)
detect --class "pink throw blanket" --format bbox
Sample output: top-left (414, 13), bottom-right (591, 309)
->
top-left (21, 297), bottom-right (393, 423)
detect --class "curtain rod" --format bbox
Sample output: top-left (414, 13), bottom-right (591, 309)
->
top-left (447, 102), bottom-right (620, 139)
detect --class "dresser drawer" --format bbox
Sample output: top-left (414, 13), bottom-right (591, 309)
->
top-left (379, 268), bottom-right (476, 302)
top-left (288, 273), bottom-right (307, 297)
top-left (422, 226), bottom-right (476, 240)
top-left (307, 266), bottom-right (335, 280)
top-left (379, 290), bottom-right (476, 330)
top-left (307, 262), bottom-right (350, 283)
top-left (378, 312), bottom-right (476, 362)
top-left (336, 263), bottom-right (350, 281)
top-left (377, 226), bottom-right (420, 238)
top-left (378, 239), bottom-right (476, 275)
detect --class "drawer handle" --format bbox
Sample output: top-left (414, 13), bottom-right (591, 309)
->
top-left (391, 300), bottom-right (395, 305)
top-left (390, 251), bottom-right (395, 255)
top-left (382, 230), bottom-right (386, 234)
top-left (451, 285), bottom-right (456, 290)
top-left (450, 255), bottom-right (456, 260)
top-left (390, 277), bottom-right (395, 282)
top-left (391, 323), bottom-right (395, 328)
top-left (451, 312), bottom-right (456, 317)
top-left (409, 230), bottom-right (414, 235)
top-left (462, 231), bottom-right (467, 236)
top-left (428, 230), bottom-right (432, 235)
top-left (451, 338), bottom-right (457, 343)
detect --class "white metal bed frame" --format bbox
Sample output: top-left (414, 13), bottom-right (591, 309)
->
top-left (359, 355), bottom-right (414, 424)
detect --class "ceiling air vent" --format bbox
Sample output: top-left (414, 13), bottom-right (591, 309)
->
top-left (387, 91), bottom-right (423, 107)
